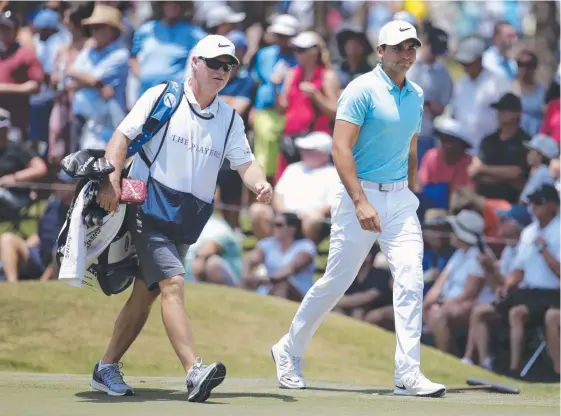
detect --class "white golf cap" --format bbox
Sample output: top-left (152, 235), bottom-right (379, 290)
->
top-left (267, 14), bottom-right (300, 37)
top-left (294, 131), bottom-right (332, 153)
top-left (524, 134), bottom-right (560, 160)
top-left (445, 210), bottom-right (484, 245)
top-left (433, 116), bottom-right (471, 147)
top-left (378, 20), bottom-right (421, 47)
top-left (290, 31), bottom-right (322, 49)
top-left (205, 5), bottom-right (245, 29)
top-left (454, 36), bottom-right (486, 64)
top-left (192, 35), bottom-right (240, 65)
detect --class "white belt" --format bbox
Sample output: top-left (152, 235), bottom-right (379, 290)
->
top-left (360, 180), bottom-right (408, 192)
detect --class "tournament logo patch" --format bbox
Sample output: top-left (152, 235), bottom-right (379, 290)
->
top-left (163, 92), bottom-right (177, 108)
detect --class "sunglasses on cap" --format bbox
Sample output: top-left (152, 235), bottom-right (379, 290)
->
top-left (198, 57), bottom-right (236, 72)
top-left (517, 60), bottom-right (537, 69)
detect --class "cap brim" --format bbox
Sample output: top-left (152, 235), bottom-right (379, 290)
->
top-left (0, 18), bottom-right (16, 28)
top-left (455, 52), bottom-right (479, 64)
top-left (381, 34), bottom-right (422, 47)
top-left (523, 141), bottom-right (538, 152)
top-left (434, 129), bottom-right (472, 148)
top-left (226, 12), bottom-right (246, 24)
top-left (82, 18), bottom-right (124, 32)
top-left (201, 52), bottom-right (240, 65)
top-left (336, 29), bottom-right (374, 56)
top-left (267, 24), bottom-right (297, 37)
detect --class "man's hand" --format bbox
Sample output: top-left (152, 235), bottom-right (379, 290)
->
top-left (468, 158), bottom-right (485, 178)
top-left (495, 284), bottom-right (509, 301)
top-left (96, 178), bottom-right (121, 212)
top-left (255, 182), bottom-right (273, 204)
top-left (299, 81), bottom-right (318, 96)
top-left (355, 200), bottom-right (381, 232)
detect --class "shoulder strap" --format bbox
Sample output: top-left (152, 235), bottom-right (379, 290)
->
top-left (126, 81), bottom-right (182, 158)
top-left (219, 109), bottom-right (237, 166)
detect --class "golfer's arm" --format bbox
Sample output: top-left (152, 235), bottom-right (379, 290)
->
top-left (105, 130), bottom-right (131, 184)
top-left (237, 160), bottom-right (267, 195)
top-left (332, 120), bottom-right (366, 205)
top-left (408, 134), bottom-right (418, 191)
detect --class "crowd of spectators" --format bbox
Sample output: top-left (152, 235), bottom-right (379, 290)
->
top-left (0, 1), bottom-right (559, 382)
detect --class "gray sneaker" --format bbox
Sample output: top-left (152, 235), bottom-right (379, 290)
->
top-left (186, 359), bottom-right (226, 402)
top-left (90, 362), bottom-right (135, 396)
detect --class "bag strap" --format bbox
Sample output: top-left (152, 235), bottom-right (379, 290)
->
top-left (125, 81), bottom-right (182, 158)
top-left (219, 109), bottom-right (236, 167)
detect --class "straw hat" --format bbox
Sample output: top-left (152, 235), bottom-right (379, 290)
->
top-left (82, 4), bottom-right (124, 33)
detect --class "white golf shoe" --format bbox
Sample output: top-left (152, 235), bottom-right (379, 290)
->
top-left (394, 370), bottom-right (446, 397)
top-left (271, 341), bottom-right (306, 389)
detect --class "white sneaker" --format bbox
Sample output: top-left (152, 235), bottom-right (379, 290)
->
top-left (271, 341), bottom-right (306, 389)
top-left (394, 370), bottom-right (446, 397)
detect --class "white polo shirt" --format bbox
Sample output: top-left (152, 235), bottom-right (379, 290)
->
top-left (118, 82), bottom-right (254, 203)
top-left (451, 69), bottom-right (511, 153)
top-left (441, 246), bottom-right (494, 303)
top-left (512, 214), bottom-right (560, 289)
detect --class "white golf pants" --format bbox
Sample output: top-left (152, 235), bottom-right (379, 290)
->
top-left (281, 180), bottom-right (424, 382)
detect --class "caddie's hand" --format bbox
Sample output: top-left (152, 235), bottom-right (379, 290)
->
top-left (355, 200), bottom-right (381, 232)
top-left (96, 177), bottom-right (121, 213)
top-left (255, 181), bottom-right (273, 204)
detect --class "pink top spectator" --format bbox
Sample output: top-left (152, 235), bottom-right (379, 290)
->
top-left (540, 98), bottom-right (560, 144)
top-left (418, 148), bottom-right (474, 195)
top-left (283, 65), bottom-right (332, 136)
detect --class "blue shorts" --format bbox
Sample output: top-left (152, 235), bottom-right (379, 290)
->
top-left (0, 246), bottom-right (46, 281)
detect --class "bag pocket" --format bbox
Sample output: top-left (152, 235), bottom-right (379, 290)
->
top-left (141, 177), bottom-right (213, 245)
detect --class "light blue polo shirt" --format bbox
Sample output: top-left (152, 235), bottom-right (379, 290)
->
top-left (71, 41), bottom-right (129, 118)
top-left (336, 65), bottom-right (423, 183)
top-left (132, 20), bottom-right (206, 96)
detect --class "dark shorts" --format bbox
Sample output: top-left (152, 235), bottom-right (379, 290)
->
top-left (125, 205), bottom-right (189, 291)
top-left (496, 288), bottom-right (561, 326)
top-left (217, 168), bottom-right (242, 205)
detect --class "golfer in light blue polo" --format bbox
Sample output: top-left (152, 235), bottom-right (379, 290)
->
top-left (271, 20), bottom-right (446, 398)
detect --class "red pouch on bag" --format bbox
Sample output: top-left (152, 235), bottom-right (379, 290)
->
top-left (120, 178), bottom-right (146, 205)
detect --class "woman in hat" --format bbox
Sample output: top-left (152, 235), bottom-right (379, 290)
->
top-left (334, 25), bottom-right (373, 90)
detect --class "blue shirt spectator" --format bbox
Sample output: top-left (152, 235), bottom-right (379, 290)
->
top-left (251, 45), bottom-right (297, 110)
top-left (70, 40), bottom-right (129, 119)
top-left (132, 19), bottom-right (206, 96)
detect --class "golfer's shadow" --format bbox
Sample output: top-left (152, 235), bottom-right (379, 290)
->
top-left (75, 389), bottom-right (297, 405)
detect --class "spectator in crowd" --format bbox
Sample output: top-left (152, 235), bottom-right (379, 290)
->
top-left (470, 93), bottom-right (529, 204)
top-left (408, 26), bottom-right (453, 164)
top-left (215, 29), bottom-right (254, 231)
top-left (0, 170), bottom-right (74, 282)
top-left (545, 307), bottom-right (560, 376)
top-left (461, 204), bottom-right (531, 369)
top-left (29, 8), bottom-right (69, 155)
top-left (451, 36), bottom-right (511, 152)
top-left (0, 108), bottom-right (47, 222)
top-left (275, 30), bottom-right (340, 179)
top-left (250, 14), bottom-right (299, 180)
top-left (423, 210), bottom-right (494, 354)
top-left (94, 0), bottom-right (135, 50)
top-left (520, 134), bottom-right (559, 204)
top-left (204, 3), bottom-right (245, 36)
top-left (183, 215), bottom-right (243, 287)
top-left (251, 132), bottom-right (338, 244)
top-left (66, 4), bottom-right (129, 152)
top-left (449, 188), bottom-right (511, 242)
top-left (48, 3), bottom-right (90, 165)
top-left (482, 20), bottom-right (518, 80)
top-left (495, 184), bottom-right (560, 376)
top-left (540, 96), bottom-right (560, 145)
top-left (334, 244), bottom-right (393, 329)
top-left (513, 49), bottom-right (545, 136)
top-left (334, 24), bottom-right (373, 90)
top-left (0, 9), bottom-right (43, 140)
top-left (421, 208), bottom-right (455, 288)
top-left (131, 1), bottom-right (205, 97)
top-left (417, 116), bottom-right (474, 200)
top-left (241, 212), bottom-right (316, 302)
top-left (550, 157), bottom-right (560, 193)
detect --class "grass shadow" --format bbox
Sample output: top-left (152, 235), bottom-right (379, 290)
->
top-left (75, 389), bottom-right (297, 404)
top-left (306, 386), bottom-right (394, 396)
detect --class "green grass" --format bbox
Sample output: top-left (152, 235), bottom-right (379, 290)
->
top-left (0, 282), bottom-right (558, 398)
